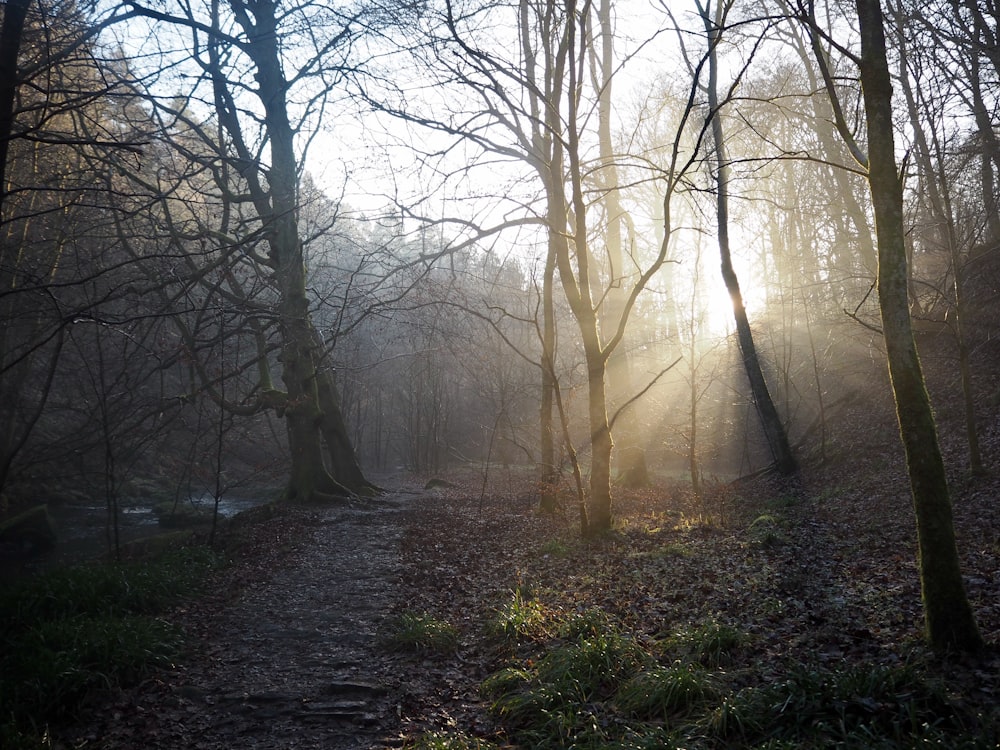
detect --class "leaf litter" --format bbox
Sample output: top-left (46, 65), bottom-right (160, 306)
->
top-left (54, 389), bottom-right (1000, 748)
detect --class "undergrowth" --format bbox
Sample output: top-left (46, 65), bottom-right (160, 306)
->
top-left (393, 473), bottom-right (1000, 750)
top-left (381, 611), bottom-right (460, 654)
top-left (472, 604), bottom-right (992, 749)
top-left (0, 545), bottom-right (217, 748)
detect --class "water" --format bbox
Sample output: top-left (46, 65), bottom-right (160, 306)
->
top-left (1, 493), bottom-right (270, 579)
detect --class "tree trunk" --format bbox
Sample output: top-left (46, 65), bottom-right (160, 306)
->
top-left (855, 0), bottom-right (982, 651)
top-left (229, 0), bottom-right (371, 502)
top-left (538, 237), bottom-right (559, 512)
top-left (702, 1), bottom-right (798, 476)
top-left (316, 364), bottom-right (378, 494)
top-left (585, 343), bottom-right (613, 533)
top-left (521, 0), bottom-right (560, 514)
top-left (597, 0), bottom-right (648, 489)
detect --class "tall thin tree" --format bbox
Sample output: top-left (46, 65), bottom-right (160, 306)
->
top-left (803, 0), bottom-right (982, 651)
top-left (699, 0), bottom-right (798, 476)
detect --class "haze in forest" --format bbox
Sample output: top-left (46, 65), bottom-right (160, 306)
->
top-left (1, 0), bottom-right (996, 657)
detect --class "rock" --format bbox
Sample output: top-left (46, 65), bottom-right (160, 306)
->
top-left (0, 504), bottom-right (57, 556)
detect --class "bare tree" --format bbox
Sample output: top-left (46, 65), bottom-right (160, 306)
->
top-left (800, 0), bottom-right (982, 652)
top-left (361, 0), bottom-right (710, 534)
top-left (594, 0), bottom-right (650, 488)
top-left (889, 0), bottom-right (985, 474)
top-left (120, 0), bottom-right (379, 501)
top-left (698, 0), bottom-right (798, 475)
top-left (0, 0), bottom-right (151, 499)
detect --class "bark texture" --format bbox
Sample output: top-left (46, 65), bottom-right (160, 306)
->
top-left (225, 0), bottom-right (373, 500)
top-left (855, 0), bottom-right (981, 651)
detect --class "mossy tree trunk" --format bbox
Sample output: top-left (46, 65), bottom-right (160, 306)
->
top-left (854, 0), bottom-right (981, 651)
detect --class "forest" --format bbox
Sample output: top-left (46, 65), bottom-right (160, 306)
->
top-left (0, 0), bottom-right (999, 747)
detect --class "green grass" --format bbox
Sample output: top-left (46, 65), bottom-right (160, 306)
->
top-left (701, 663), bottom-right (984, 748)
top-left (747, 513), bottom-right (785, 548)
top-left (555, 607), bottom-right (616, 640)
top-left (538, 538), bottom-right (572, 557)
top-left (381, 611), bottom-right (460, 654)
top-left (482, 610), bottom-right (655, 748)
top-left (478, 604), bottom-right (988, 750)
top-left (0, 545), bottom-right (217, 624)
top-left (615, 662), bottom-right (720, 719)
top-left (660, 618), bottom-right (748, 667)
top-left (534, 628), bottom-right (651, 701)
top-left (0, 545), bottom-right (217, 746)
top-left (486, 589), bottom-right (553, 644)
top-left (3, 614), bottom-right (183, 723)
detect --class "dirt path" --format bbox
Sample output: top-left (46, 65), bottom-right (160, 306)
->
top-left (60, 492), bottom-right (412, 750)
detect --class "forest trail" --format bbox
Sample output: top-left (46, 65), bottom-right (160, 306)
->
top-left (60, 492), bottom-right (413, 749)
top-left (53, 465), bottom-right (1000, 748)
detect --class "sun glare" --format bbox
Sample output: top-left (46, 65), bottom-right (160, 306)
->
top-left (694, 270), bottom-right (772, 340)
top-left (702, 277), bottom-right (736, 337)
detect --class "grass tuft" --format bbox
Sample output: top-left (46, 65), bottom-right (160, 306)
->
top-left (486, 589), bottom-right (553, 644)
top-left (555, 607), bottom-right (614, 640)
top-left (615, 662), bottom-right (719, 719)
top-left (381, 611), bottom-right (459, 654)
top-left (534, 629), bottom-right (651, 701)
top-left (747, 513), bottom-right (785, 548)
top-left (661, 618), bottom-right (747, 666)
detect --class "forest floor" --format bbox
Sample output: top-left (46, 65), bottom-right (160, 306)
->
top-left (388, 465), bottom-right (1000, 746)
top-left (56, 449), bottom-right (1000, 748)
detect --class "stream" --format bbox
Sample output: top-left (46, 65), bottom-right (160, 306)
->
top-left (1, 494), bottom-right (270, 579)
